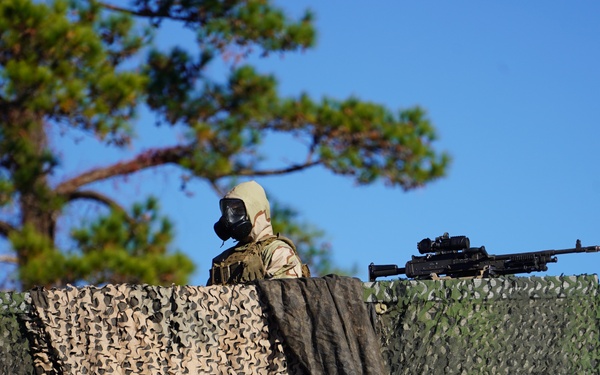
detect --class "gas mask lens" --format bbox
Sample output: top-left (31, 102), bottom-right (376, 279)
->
top-left (220, 199), bottom-right (247, 224)
top-left (214, 198), bottom-right (252, 241)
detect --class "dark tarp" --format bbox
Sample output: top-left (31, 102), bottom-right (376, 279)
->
top-left (256, 275), bottom-right (387, 375)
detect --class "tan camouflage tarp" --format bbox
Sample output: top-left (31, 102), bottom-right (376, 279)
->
top-left (0, 275), bottom-right (598, 374)
top-left (25, 276), bottom-right (382, 375)
top-left (28, 283), bottom-right (291, 375)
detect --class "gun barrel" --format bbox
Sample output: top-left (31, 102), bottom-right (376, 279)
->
top-left (494, 244), bottom-right (600, 261)
top-left (554, 244), bottom-right (600, 254)
top-left (369, 263), bottom-right (406, 281)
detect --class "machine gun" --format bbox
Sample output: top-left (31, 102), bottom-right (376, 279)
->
top-left (369, 233), bottom-right (600, 281)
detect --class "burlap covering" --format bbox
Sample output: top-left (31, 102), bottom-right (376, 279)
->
top-left (364, 274), bottom-right (600, 374)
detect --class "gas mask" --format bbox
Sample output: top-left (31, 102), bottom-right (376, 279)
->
top-left (213, 198), bottom-right (252, 241)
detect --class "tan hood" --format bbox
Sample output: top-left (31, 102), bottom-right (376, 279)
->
top-left (224, 181), bottom-right (273, 242)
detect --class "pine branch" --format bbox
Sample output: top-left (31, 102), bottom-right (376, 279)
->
top-left (208, 180), bottom-right (227, 197)
top-left (206, 159), bottom-right (321, 196)
top-left (0, 221), bottom-right (16, 238)
top-left (223, 160), bottom-right (322, 178)
top-left (0, 255), bottom-right (17, 264)
top-left (66, 189), bottom-right (127, 213)
top-left (98, 2), bottom-right (154, 17)
top-left (98, 1), bottom-right (206, 24)
top-left (55, 145), bottom-right (191, 195)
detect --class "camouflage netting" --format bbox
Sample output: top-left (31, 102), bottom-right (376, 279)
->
top-left (364, 274), bottom-right (600, 374)
top-left (0, 291), bottom-right (33, 375)
top-left (28, 284), bottom-right (291, 374)
top-left (0, 275), bottom-right (598, 374)
top-left (25, 276), bottom-right (383, 375)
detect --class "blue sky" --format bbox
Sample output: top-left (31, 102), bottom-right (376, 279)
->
top-left (50, 1), bottom-right (600, 285)
top-left (172, 1), bottom-right (600, 283)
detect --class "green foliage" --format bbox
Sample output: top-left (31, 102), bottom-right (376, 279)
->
top-left (147, 56), bottom-right (449, 187)
top-left (11, 199), bottom-right (194, 287)
top-left (10, 225), bottom-right (66, 287)
top-left (0, 0), bottom-right (146, 144)
top-left (67, 197), bottom-right (194, 286)
top-left (276, 97), bottom-right (450, 188)
top-left (0, 0), bottom-right (449, 290)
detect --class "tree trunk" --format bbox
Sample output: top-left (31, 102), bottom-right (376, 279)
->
top-left (5, 111), bottom-right (59, 275)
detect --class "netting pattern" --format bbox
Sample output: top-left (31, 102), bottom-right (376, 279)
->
top-left (0, 275), bottom-right (598, 374)
top-left (28, 284), bottom-right (290, 375)
top-left (0, 292), bottom-right (33, 375)
top-left (364, 275), bottom-right (600, 374)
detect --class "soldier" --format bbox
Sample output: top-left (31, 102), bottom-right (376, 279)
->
top-left (207, 180), bottom-right (309, 285)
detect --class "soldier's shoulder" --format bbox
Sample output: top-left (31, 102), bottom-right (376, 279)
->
top-left (260, 239), bottom-right (293, 257)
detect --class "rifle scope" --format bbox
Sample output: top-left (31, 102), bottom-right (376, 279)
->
top-left (417, 235), bottom-right (470, 254)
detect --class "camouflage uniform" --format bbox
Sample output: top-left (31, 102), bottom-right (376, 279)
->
top-left (208, 181), bottom-right (307, 286)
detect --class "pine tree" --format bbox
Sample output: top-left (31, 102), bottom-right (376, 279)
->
top-left (0, 0), bottom-right (449, 289)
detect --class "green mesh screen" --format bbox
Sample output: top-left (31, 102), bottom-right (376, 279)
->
top-left (364, 275), bottom-right (600, 374)
top-left (0, 291), bottom-right (34, 375)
